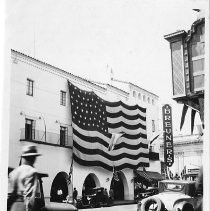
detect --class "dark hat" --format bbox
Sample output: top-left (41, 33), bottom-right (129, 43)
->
top-left (21, 145), bottom-right (41, 157)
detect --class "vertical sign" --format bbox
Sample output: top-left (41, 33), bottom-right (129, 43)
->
top-left (162, 104), bottom-right (174, 167)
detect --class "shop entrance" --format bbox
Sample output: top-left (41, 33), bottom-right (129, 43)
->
top-left (50, 172), bottom-right (69, 202)
top-left (110, 171), bottom-right (125, 200)
top-left (82, 173), bottom-right (100, 195)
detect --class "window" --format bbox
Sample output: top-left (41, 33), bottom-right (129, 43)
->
top-left (147, 97), bottom-right (150, 103)
top-left (152, 120), bottom-right (155, 132)
top-left (189, 24), bottom-right (205, 91)
top-left (133, 91), bottom-right (136, 98)
top-left (138, 93), bottom-right (141, 100)
top-left (26, 79), bottom-right (34, 96)
top-left (143, 95), bottom-right (146, 102)
top-left (25, 118), bottom-right (35, 140)
top-left (60, 126), bottom-right (68, 146)
top-left (152, 99), bottom-right (155, 105)
top-left (60, 91), bottom-right (66, 106)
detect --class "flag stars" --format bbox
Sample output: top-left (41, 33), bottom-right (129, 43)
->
top-left (70, 84), bottom-right (108, 134)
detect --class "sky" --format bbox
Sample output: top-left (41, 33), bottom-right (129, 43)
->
top-left (5, 0), bottom-right (208, 134)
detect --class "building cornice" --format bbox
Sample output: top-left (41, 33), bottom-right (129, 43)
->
top-left (164, 30), bottom-right (186, 42)
top-left (11, 49), bottom-right (106, 94)
top-left (160, 139), bottom-right (203, 148)
top-left (186, 18), bottom-right (205, 42)
top-left (129, 83), bottom-right (159, 99)
top-left (106, 84), bottom-right (129, 97)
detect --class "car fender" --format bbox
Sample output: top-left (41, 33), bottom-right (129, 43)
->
top-left (173, 197), bottom-right (199, 210)
top-left (173, 201), bottom-right (194, 211)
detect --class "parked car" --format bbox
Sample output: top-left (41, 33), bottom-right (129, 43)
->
top-left (8, 167), bottom-right (77, 211)
top-left (137, 180), bottom-right (202, 211)
top-left (135, 187), bottom-right (159, 202)
top-left (77, 187), bottom-right (110, 209)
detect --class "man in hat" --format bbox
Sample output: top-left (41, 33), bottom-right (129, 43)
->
top-left (7, 145), bottom-right (41, 211)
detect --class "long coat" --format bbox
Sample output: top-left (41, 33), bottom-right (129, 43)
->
top-left (7, 164), bottom-right (38, 211)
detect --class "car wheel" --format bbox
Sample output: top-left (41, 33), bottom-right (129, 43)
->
top-left (141, 197), bottom-right (165, 211)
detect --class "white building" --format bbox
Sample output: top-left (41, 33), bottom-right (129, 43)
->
top-left (159, 133), bottom-right (203, 180)
top-left (9, 49), bottom-right (160, 201)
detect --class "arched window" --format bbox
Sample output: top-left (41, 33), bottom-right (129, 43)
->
top-left (152, 99), bottom-right (155, 105)
top-left (138, 93), bottom-right (141, 100)
top-left (133, 91), bottom-right (136, 98)
top-left (143, 95), bottom-right (146, 102)
top-left (147, 97), bottom-right (150, 103)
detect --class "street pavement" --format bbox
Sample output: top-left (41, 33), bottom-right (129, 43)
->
top-left (79, 204), bottom-right (137, 211)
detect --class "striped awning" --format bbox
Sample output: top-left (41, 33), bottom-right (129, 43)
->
top-left (135, 170), bottom-right (164, 182)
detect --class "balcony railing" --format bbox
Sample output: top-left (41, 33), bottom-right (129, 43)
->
top-left (20, 128), bottom-right (72, 147)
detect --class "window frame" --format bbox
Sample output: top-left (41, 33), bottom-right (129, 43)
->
top-left (25, 118), bottom-right (35, 140)
top-left (60, 126), bottom-right (68, 146)
top-left (26, 78), bottom-right (34, 96)
top-left (60, 90), bottom-right (66, 106)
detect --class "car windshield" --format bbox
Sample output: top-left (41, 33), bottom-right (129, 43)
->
top-left (164, 183), bottom-right (184, 192)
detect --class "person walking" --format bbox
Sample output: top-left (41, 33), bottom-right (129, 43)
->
top-left (73, 187), bottom-right (78, 204)
top-left (7, 145), bottom-right (41, 211)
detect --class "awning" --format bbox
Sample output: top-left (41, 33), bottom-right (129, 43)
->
top-left (145, 171), bottom-right (165, 181)
top-left (135, 170), bottom-right (152, 182)
top-left (134, 170), bottom-right (164, 182)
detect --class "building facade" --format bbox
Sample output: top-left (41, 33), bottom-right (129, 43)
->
top-left (9, 49), bottom-right (160, 201)
top-left (163, 12), bottom-right (205, 181)
top-left (159, 133), bottom-right (203, 180)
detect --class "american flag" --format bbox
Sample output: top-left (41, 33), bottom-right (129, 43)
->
top-left (68, 81), bottom-right (149, 171)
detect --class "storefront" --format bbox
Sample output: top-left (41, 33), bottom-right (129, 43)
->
top-left (133, 169), bottom-right (164, 200)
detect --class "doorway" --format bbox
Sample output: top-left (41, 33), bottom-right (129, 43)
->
top-left (110, 171), bottom-right (125, 200)
top-left (82, 173), bottom-right (100, 195)
top-left (50, 172), bottom-right (68, 202)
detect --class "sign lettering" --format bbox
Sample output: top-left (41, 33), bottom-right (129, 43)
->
top-left (162, 104), bottom-right (174, 167)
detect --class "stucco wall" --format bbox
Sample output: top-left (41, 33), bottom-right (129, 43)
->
top-left (9, 50), bottom-right (161, 200)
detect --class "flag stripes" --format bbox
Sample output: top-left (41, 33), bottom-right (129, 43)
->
top-left (68, 81), bottom-right (149, 171)
top-left (73, 154), bottom-right (148, 171)
top-left (73, 143), bottom-right (149, 162)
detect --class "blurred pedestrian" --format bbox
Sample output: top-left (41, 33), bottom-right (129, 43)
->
top-left (7, 145), bottom-right (41, 211)
top-left (73, 187), bottom-right (78, 204)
